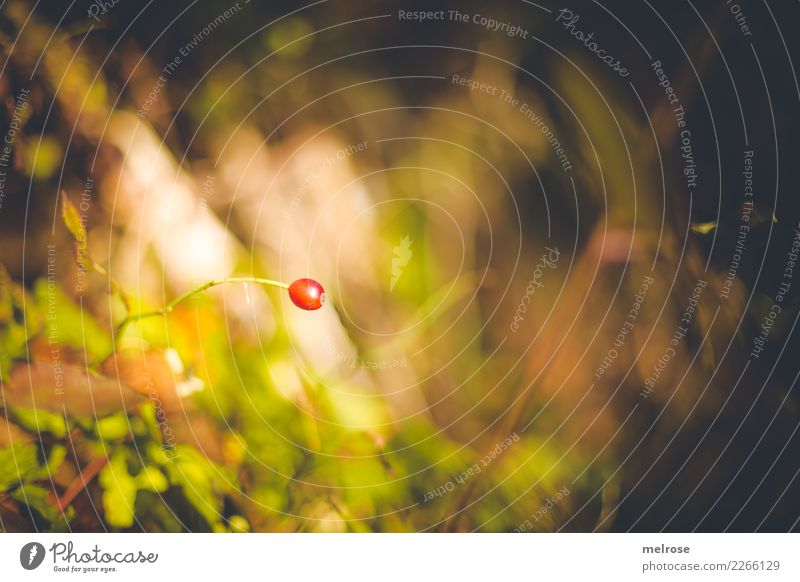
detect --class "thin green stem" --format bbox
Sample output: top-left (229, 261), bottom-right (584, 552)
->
top-left (115, 276), bottom-right (289, 339)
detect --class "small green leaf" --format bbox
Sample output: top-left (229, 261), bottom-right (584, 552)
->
top-left (139, 403), bottom-right (163, 443)
top-left (0, 266), bottom-right (43, 379)
top-left (0, 443), bottom-right (39, 490)
top-left (11, 407), bottom-right (68, 439)
top-left (11, 483), bottom-right (74, 526)
top-left (95, 413), bottom-right (131, 442)
top-left (228, 514), bottom-right (250, 532)
top-left (0, 442), bottom-right (66, 491)
top-left (36, 445), bottom-right (67, 480)
top-left (690, 221), bottom-right (717, 235)
top-left (164, 447), bottom-right (226, 528)
top-left (99, 449), bottom-right (138, 528)
top-left (135, 466), bottom-right (168, 493)
top-left (60, 192), bottom-right (132, 312)
top-left (61, 193), bottom-right (95, 275)
top-left (61, 193), bottom-right (85, 244)
top-left (23, 136), bottom-right (62, 180)
top-left (145, 441), bottom-right (171, 465)
top-left (33, 279), bottom-right (112, 359)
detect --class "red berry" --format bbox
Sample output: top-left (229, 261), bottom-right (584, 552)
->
top-left (288, 278), bottom-right (325, 310)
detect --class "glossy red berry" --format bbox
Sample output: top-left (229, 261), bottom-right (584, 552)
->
top-left (288, 278), bottom-right (325, 310)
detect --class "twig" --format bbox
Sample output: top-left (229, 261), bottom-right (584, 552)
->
top-left (114, 276), bottom-right (289, 339)
top-left (50, 456), bottom-right (108, 514)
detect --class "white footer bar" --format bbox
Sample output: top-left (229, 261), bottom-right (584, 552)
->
top-left (1, 533), bottom-right (797, 581)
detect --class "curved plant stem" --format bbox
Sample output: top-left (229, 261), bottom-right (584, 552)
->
top-left (115, 277), bottom-right (289, 339)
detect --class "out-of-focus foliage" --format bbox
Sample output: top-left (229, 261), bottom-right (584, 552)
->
top-left (0, 250), bottom-right (594, 531)
top-left (1, 0), bottom-right (799, 533)
top-left (0, 0), bottom-right (606, 533)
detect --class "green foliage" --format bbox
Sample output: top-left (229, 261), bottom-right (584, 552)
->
top-left (60, 193), bottom-right (86, 246)
top-left (94, 413), bottom-right (132, 442)
top-left (162, 446), bottom-right (231, 530)
top-left (11, 408), bottom-right (69, 439)
top-left (33, 277), bottom-right (112, 360)
top-left (12, 483), bottom-right (74, 528)
top-left (0, 443), bottom-right (41, 491)
top-left (0, 442), bottom-right (65, 490)
top-left (99, 449), bottom-right (139, 528)
top-left (0, 222), bottom-right (600, 533)
top-left (0, 267), bottom-right (42, 379)
top-left (0, 50), bottom-right (604, 531)
top-left (60, 193), bottom-right (131, 312)
top-left (23, 136), bottom-right (62, 180)
top-left (98, 449), bottom-right (170, 529)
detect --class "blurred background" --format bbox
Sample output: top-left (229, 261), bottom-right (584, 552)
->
top-left (1, 0), bottom-right (799, 532)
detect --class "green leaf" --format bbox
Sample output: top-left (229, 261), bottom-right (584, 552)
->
top-left (0, 442), bottom-right (66, 492)
top-left (59, 193), bottom-right (132, 312)
top-left (135, 466), bottom-right (168, 493)
top-left (0, 266), bottom-right (42, 378)
top-left (690, 221), bottom-right (717, 235)
top-left (95, 413), bottom-right (131, 442)
top-left (140, 403), bottom-right (164, 443)
top-left (33, 279), bottom-right (112, 359)
top-left (60, 192), bottom-right (95, 276)
top-left (228, 514), bottom-right (249, 532)
top-left (11, 407), bottom-right (68, 438)
top-left (99, 449), bottom-right (138, 528)
top-left (98, 450), bottom-right (172, 528)
top-left (37, 445), bottom-right (67, 480)
top-left (145, 441), bottom-right (172, 465)
top-left (0, 443), bottom-right (39, 490)
top-left (11, 483), bottom-right (74, 526)
top-left (163, 447), bottom-right (226, 528)
top-left (24, 136), bottom-right (62, 180)
top-left (60, 193), bottom-right (85, 244)
top-left (173, 461), bottom-right (219, 526)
